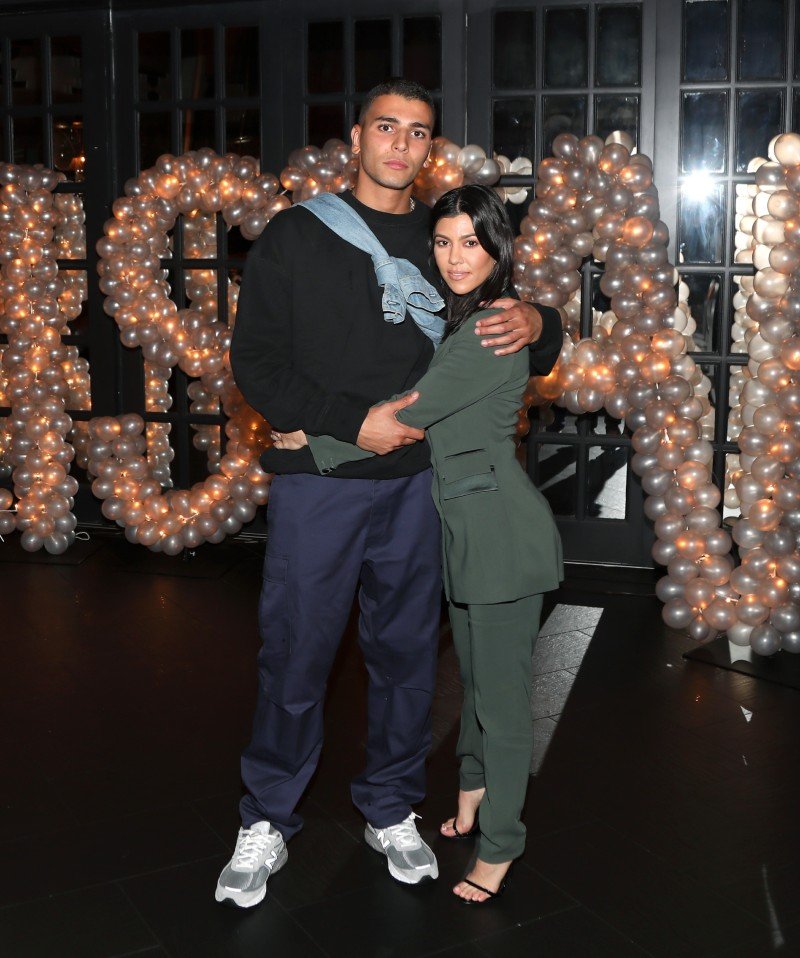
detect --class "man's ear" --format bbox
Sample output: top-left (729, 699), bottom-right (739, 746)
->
top-left (351, 124), bottom-right (361, 154)
top-left (423, 152), bottom-right (432, 168)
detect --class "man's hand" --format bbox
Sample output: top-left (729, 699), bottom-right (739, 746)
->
top-left (356, 393), bottom-right (423, 454)
top-left (475, 299), bottom-right (543, 356)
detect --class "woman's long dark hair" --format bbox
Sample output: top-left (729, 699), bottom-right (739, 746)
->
top-left (430, 184), bottom-right (515, 339)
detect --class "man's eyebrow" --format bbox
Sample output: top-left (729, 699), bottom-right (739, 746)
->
top-left (372, 114), bottom-right (432, 131)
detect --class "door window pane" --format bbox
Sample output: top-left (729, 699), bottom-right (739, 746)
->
top-left (543, 95), bottom-right (587, 158)
top-left (684, 273), bottom-right (723, 353)
top-left (681, 91), bottom-right (727, 173)
top-left (738, 0), bottom-right (786, 81)
top-left (11, 38), bottom-right (42, 105)
top-left (354, 20), bottom-right (391, 93)
top-left (182, 28), bottom-right (215, 100)
top-left (404, 17), bottom-right (441, 91)
top-left (13, 116), bottom-right (43, 164)
top-left (493, 98), bottom-right (534, 160)
top-left (138, 32), bottom-right (171, 102)
top-left (493, 10), bottom-right (535, 90)
top-left (678, 179), bottom-right (725, 263)
top-left (182, 108), bottom-right (216, 152)
top-left (544, 8), bottom-right (588, 88)
top-left (308, 21), bottom-right (343, 94)
top-left (683, 1), bottom-right (729, 81)
top-left (52, 118), bottom-right (85, 180)
top-left (226, 110), bottom-right (260, 158)
top-left (308, 103), bottom-right (345, 146)
top-left (51, 36), bottom-right (82, 104)
top-left (594, 94), bottom-right (639, 145)
top-left (534, 445), bottom-right (578, 517)
top-left (139, 111), bottom-right (173, 169)
top-left (226, 27), bottom-right (259, 97)
top-left (736, 89), bottom-right (783, 172)
top-left (587, 445), bottom-right (628, 519)
top-left (596, 5), bottom-right (641, 86)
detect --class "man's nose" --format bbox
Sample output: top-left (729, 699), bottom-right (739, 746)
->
top-left (392, 131), bottom-right (409, 152)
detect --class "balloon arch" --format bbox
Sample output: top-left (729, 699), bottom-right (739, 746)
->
top-left (2, 129), bottom-right (800, 656)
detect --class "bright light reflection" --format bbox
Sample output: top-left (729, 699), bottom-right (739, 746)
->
top-left (681, 170), bottom-right (716, 204)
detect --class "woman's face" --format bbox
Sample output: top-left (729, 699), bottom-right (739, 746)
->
top-left (433, 213), bottom-right (496, 295)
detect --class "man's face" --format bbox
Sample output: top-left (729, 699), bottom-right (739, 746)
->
top-left (351, 94), bottom-right (434, 192)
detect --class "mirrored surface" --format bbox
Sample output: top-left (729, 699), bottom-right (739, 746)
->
top-left (681, 91), bottom-right (727, 173)
top-left (736, 89), bottom-right (783, 171)
top-left (181, 29), bottom-right (214, 100)
top-left (182, 108), bottom-right (216, 152)
top-left (683, 0), bottom-right (728, 81)
top-left (544, 8), bottom-right (587, 88)
top-left (226, 26), bottom-right (259, 98)
top-left (594, 95), bottom-right (639, 146)
top-left (587, 445), bottom-right (627, 519)
top-left (11, 38), bottom-right (42, 105)
top-left (493, 97), bottom-right (535, 160)
top-left (404, 17), bottom-right (441, 91)
top-left (138, 32), bottom-right (171, 102)
top-left (596, 5), bottom-right (641, 86)
top-left (226, 109), bottom-right (259, 158)
top-left (683, 272), bottom-right (722, 352)
top-left (494, 10), bottom-right (535, 90)
top-left (543, 95), bottom-right (587, 159)
top-left (738, 0), bottom-right (786, 80)
top-left (51, 36), bottom-right (82, 104)
top-left (52, 118), bottom-right (85, 180)
top-left (533, 444), bottom-right (578, 517)
top-left (678, 177), bottom-right (725, 263)
top-left (354, 20), bottom-right (391, 93)
top-left (308, 21), bottom-right (343, 94)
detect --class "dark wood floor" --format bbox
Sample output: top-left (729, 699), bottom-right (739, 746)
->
top-left (2, 533), bottom-right (799, 958)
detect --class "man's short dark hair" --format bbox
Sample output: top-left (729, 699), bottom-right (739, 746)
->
top-left (357, 78), bottom-right (436, 127)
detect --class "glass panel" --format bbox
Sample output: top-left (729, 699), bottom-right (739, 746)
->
top-left (51, 36), bottom-right (82, 103)
top-left (54, 195), bottom-right (86, 260)
top-left (354, 20), bottom-right (392, 93)
top-left (13, 116), bottom-right (43, 165)
top-left (182, 108), bottom-right (216, 152)
top-left (0, 43), bottom-right (4, 106)
top-left (543, 95), bottom-right (587, 159)
top-left (531, 407), bottom-right (579, 436)
top-left (10, 38), bottom-right (42, 105)
top-left (736, 89), bottom-right (783, 172)
top-left (52, 119), bottom-right (85, 181)
top-left (738, 0), bottom-right (786, 81)
top-left (596, 5), bottom-right (641, 86)
top-left (683, 1), bottom-right (729, 82)
top-left (796, 8), bottom-right (800, 80)
top-left (226, 26), bottom-right (259, 97)
top-left (493, 10), bottom-right (535, 90)
top-left (678, 178), bottom-right (725, 263)
top-left (308, 21), bottom-right (344, 94)
top-left (681, 91), bottom-right (727, 173)
top-left (794, 89), bottom-right (800, 130)
top-left (59, 270), bottom-right (89, 337)
top-left (226, 109), bottom-right (260, 158)
top-left (684, 273), bottom-right (723, 352)
top-left (138, 32), bottom-right (171, 102)
top-left (182, 214), bottom-right (217, 259)
top-left (534, 444), bottom-right (578, 516)
top-left (544, 8), bottom-right (588, 88)
top-left (139, 111), bottom-right (173, 170)
top-left (404, 17), bottom-right (441, 91)
top-left (492, 98), bottom-right (535, 160)
top-left (590, 412), bottom-right (625, 436)
top-left (308, 103), bottom-right (345, 146)
top-left (181, 28), bottom-right (215, 100)
top-left (587, 445), bottom-right (627, 519)
top-left (594, 94), bottom-right (639, 145)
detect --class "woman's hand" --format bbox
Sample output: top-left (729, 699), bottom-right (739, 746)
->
top-left (270, 429), bottom-right (309, 450)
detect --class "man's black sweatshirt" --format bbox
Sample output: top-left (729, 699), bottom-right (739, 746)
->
top-left (230, 190), bottom-right (563, 480)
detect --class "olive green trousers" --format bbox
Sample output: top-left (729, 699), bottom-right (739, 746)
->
top-left (448, 593), bottom-right (543, 863)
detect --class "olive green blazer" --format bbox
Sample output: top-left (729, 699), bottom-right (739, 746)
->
top-left (308, 308), bottom-right (564, 604)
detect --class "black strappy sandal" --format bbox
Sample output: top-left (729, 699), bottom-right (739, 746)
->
top-left (441, 814), bottom-right (479, 839)
top-left (459, 876), bottom-right (508, 905)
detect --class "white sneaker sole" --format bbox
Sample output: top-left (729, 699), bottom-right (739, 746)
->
top-left (364, 827), bottom-right (439, 885)
top-left (214, 845), bottom-right (288, 908)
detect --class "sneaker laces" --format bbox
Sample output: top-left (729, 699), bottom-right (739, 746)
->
top-left (234, 827), bottom-right (275, 869)
top-left (384, 813), bottom-right (422, 850)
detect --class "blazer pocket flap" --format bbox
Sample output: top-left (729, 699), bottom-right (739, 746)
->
top-left (440, 449), bottom-right (498, 499)
top-left (264, 553), bottom-right (289, 583)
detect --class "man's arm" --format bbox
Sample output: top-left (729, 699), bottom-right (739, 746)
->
top-left (230, 223), bottom-right (368, 443)
top-left (474, 300), bottom-right (564, 374)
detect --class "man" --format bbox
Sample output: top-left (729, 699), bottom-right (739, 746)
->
top-left (218, 78), bottom-right (562, 908)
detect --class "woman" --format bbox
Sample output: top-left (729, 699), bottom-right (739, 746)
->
top-left (269, 185), bottom-right (563, 903)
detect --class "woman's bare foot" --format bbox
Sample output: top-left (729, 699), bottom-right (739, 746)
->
top-left (440, 787), bottom-right (485, 838)
top-left (453, 858), bottom-right (512, 902)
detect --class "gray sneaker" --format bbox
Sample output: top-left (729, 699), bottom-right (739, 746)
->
top-left (214, 821), bottom-right (287, 908)
top-left (365, 813), bottom-right (439, 884)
